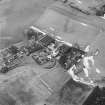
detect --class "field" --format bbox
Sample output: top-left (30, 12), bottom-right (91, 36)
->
top-left (0, 0), bottom-right (54, 48)
top-left (0, 0), bottom-right (105, 105)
